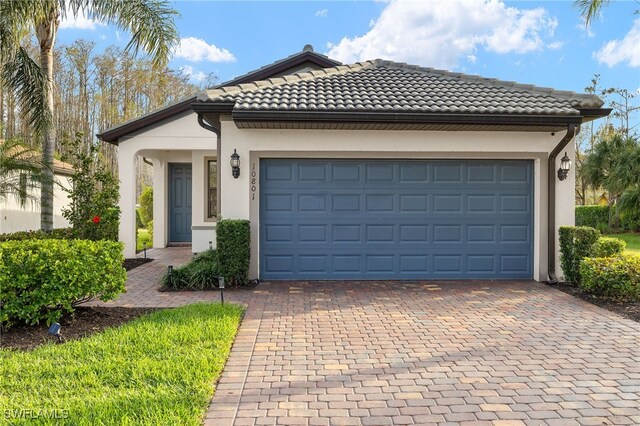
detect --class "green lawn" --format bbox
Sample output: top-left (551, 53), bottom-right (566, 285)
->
top-left (603, 233), bottom-right (640, 254)
top-left (136, 228), bottom-right (152, 252)
top-left (1, 303), bottom-right (244, 425)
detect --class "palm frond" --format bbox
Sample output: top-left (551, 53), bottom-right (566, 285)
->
top-left (573, 0), bottom-right (611, 26)
top-left (1, 47), bottom-right (51, 137)
top-left (80, 0), bottom-right (180, 68)
top-left (0, 139), bottom-right (48, 207)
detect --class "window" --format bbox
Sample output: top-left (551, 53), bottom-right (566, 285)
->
top-left (207, 160), bottom-right (217, 218)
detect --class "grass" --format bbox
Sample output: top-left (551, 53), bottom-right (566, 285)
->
top-left (136, 228), bottom-right (151, 252)
top-left (0, 303), bottom-right (244, 425)
top-left (603, 232), bottom-right (640, 254)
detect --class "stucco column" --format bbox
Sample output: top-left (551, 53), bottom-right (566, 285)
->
top-left (118, 147), bottom-right (137, 258)
top-left (152, 156), bottom-right (167, 249)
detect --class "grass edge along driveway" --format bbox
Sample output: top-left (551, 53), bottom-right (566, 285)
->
top-left (1, 303), bottom-right (244, 425)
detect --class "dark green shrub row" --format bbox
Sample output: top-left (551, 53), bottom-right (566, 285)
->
top-left (575, 205), bottom-right (610, 229)
top-left (594, 237), bottom-right (626, 257)
top-left (161, 250), bottom-right (219, 291)
top-left (559, 226), bottom-right (626, 285)
top-left (559, 226), bottom-right (600, 285)
top-left (217, 219), bottom-right (250, 287)
top-left (580, 254), bottom-right (640, 300)
top-left (0, 228), bottom-right (73, 242)
top-left (0, 239), bottom-right (127, 327)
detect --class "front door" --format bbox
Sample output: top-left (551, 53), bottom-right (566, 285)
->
top-left (169, 163), bottom-right (192, 242)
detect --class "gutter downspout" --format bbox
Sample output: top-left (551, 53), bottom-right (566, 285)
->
top-left (196, 113), bottom-right (222, 219)
top-left (548, 123), bottom-right (579, 283)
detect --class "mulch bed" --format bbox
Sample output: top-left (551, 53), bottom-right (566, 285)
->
top-left (1, 307), bottom-right (157, 351)
top-left (547, 282), bottom-right (640, 323)
top-left (123, 257), bottom-right (153, 271)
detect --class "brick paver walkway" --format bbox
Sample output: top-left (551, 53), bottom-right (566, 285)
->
top-left (86, 249), bottom-right (640, 425)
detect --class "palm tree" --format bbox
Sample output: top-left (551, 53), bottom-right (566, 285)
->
top-left (0, 0), bottom-right (179, 231)
top-left (0, 139), bottom-right (44, 207)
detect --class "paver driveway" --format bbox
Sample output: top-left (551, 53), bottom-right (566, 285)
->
top-left (205, 281), bottom-right (640, 426)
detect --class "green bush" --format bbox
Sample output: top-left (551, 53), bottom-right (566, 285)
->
top-left (559, 226), bottom-right (600, 285)
top-left (0, 228), bottom-right (73, 242)
top-left (161, 250), bottom-right (219, 291)
top-left (61, 134), bottom-right (120, 241)
top-left (594, 237), bottom-right (626, 257)
top-left (575, 205), bottom-right (610, 228)
top-left (580, 254), bottom-right (640, 300)
top-left (147, 220), bottom-right (154, 236)
top-left (0, 239), bottom-right (127, 327)
top-left (136, 208), bottom-right (144, 229)
top-left (620, 210), bottom-right (640, 232)
top-left (217, 219), bottom-right (250, 287)
top-left (139, 186), bottom-right (153, 225)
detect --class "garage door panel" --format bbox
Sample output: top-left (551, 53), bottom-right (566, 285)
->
top-left (260, 159), bottom-right (533, 280)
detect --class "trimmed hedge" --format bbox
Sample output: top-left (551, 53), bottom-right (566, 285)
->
top-left (594, 237), bottom-right (626, 258)
top-left (217, 219), bottom-right (250, 287)
top-left (575, 205), bottom-right (610, 228)
top-left (559, 226), bottom-right (600, 285)
top-left (161, 250), bottom-right (219, 291)
top-left (0, 228), bottom-right (73, 242)
top-left (580, 254), bottom-right (640, 300)
top-left (0, 239), bottom-right (127, 327)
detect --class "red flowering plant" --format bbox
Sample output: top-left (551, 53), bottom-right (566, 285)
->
top-left (61, 134), bottom-right (120, 241)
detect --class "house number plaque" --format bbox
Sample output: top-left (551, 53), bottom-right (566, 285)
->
top-left (251, 162), bottom-right (257, 200)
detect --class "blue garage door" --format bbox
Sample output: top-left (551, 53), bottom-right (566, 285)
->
top-left (260, 159), bottom-right (533, 280)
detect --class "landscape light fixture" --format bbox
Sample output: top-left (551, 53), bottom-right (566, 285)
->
top-left (168, 265), bottom-right (173, 286)
top-left (48, 322), bottom-right (63, 343)
top-left (230, 149), bottom-right (240, 179)
top-left (218, 277), bottom-right (225, 304)
top-left (557, 152), bottom-right (571, 181)
top-left (143, 241), bottom-right (147, 259)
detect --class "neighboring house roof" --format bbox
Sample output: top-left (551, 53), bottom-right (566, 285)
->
top-left (195, 60), bottom-right (606, 122)
top-left (98, 46), bottom-right (341, 143)
top-left (0, 141), bottom-right (74, 176)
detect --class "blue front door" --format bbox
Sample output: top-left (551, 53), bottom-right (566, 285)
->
top-left (169, 163), bottom-right (192, 242)
top-left (260, 159), bottom-right (533, 280)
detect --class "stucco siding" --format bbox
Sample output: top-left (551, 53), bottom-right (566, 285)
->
top-left (0, 174), bottom-right (71, 234)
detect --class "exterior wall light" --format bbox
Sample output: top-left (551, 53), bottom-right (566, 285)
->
top-left (230, 149), bottom-right (240, 179)
top-left (557, 152), bottom-right (571, 181)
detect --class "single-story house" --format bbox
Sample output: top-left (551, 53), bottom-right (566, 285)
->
top-left (0, 141), bottom-right (73, 234)
top-left (99, 46), bottom-right (610, 282)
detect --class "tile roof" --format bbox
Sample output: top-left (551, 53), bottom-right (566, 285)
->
top-left (197, 59), bottom-right (604, 116)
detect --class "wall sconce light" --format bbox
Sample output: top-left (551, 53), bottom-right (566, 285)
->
top-left (230, 149), bottom-right (240, 179)
top-left (557, 152), bottom-right (571, 181)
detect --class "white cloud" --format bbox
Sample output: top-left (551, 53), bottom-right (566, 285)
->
top-left (173, 37), bottom-right (236, 63)
top-left (327, 0), bottom-right (561, 69)
top-left (315, 9), bottom-right (328, 18)
top-left (594, 19), bottom-right (640, 68)
top-left (548, 41), bottom-right (564, 50)
top-left (180, 65), bottom-right (207, 83)
top-left (59, 7), bottom-right (105, 30)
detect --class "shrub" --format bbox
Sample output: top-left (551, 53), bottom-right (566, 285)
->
top-left (0, 239), bottom-right (126, 327)
top-left (139, 186), bottom-right (153, 225)
top-left (0, 228), bottom-right (73, 242)
top-left (559, 226), bottom-right (600, 285)
top-left (161, 250), bottom-right (219, 291)
top-left (575, 205), bottom-right (610, 228)
top-left (217, 219), bottom-right (250, 287)
top-left (580, 254), bottom-right (640, 300)
top-left (61, 134), bottom-right (120, 241)
top-left (620, 210), bottom-right (640, 232)
top-left (147, 220), bottom-right (154, 236)
top-left (594, 237), bottom-right (626, 257)
top-left (136, 208), bottom-right (144, 229)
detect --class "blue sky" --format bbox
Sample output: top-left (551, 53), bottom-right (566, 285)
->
top-left (58, 0), bottom-right (639, 115)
